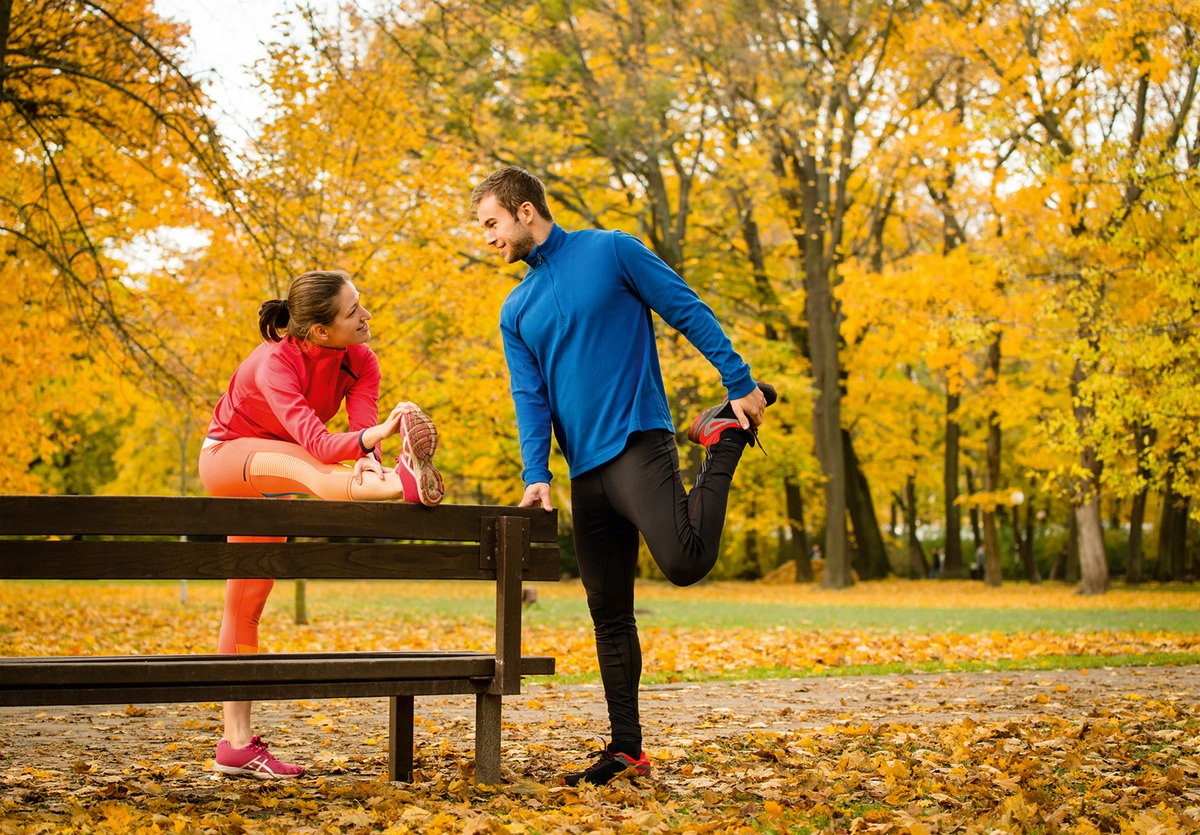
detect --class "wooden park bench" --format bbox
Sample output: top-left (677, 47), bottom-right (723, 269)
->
top-left (0, 495), bottom-right (558, 784)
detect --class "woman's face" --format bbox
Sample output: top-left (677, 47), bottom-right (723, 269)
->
top-left (319, 281), bottom-right (372, 348)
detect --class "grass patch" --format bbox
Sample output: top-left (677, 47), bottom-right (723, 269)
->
top-left (3, 579), bottom-right (1196, 677)
top-left (531, 651), bottom-right (1200, 687)
top-left (623, 600), bottom-right (1200, 633)
top-left (255, 579), bottom-right (1200, 634)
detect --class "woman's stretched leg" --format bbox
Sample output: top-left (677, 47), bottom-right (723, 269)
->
top-left (201, 436), bottom-right (415, 502)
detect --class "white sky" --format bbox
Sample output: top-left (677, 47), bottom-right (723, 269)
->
top-left (156, 0), bottom-right (338, 147)
top-left (121, 2), bottom-right (338, 270)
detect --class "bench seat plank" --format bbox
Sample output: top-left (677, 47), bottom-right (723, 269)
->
top-left (0, 674), bottom-right (556, 707)
top-left (0, 651), bottom-right (554, 685)
top-left (0, 653), bottom-right (556, 706)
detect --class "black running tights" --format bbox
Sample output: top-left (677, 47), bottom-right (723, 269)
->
top-left (569, 429), bottom-right (748, 750)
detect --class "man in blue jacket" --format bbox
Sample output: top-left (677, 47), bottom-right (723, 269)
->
top-left (471, 166), bottom-right (775, 786)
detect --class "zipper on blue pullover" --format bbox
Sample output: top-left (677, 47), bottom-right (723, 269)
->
top-left (532, 252), bottom-right (567, 322)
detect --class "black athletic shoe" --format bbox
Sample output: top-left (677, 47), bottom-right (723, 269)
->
top-left (562, 749), bottom-right (652, 786)
top-left (687, 382), bottom-right (778, 451)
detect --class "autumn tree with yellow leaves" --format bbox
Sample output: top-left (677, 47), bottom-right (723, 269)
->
top-left (927, 0), bottom-right (1200, 592)
top-left (1, 0), bottom-right (240, 492)
top-left (2, 0), bottom-right (1197, 591)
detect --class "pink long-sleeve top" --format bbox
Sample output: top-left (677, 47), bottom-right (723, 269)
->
top-left (206, 336), bottom-right (382, 463)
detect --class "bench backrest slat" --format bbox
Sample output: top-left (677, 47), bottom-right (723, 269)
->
top-left (0, 496), bottom-right (557, 542)
top-left (0, 496), bottom-right (560, 583)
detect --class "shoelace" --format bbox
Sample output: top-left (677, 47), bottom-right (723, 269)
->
top-left (750, 425), bottom-right (768, 456)
top-left (565, 749), bottom-right (617, 781)
top-left (727, 400), bottom-right (769, 457)
top-left (589, 749), bottom-right (645, 774)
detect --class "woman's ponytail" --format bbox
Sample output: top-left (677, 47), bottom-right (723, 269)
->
top-left (258, 298), bottom-right (290, 342)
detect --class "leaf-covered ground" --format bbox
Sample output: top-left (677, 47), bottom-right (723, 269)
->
top-left (2, 579), bottom-right (1197, 832)
top-left (2, 580), bottom-right (1198, 676)
top-left (2, 666), bottom-right (1198, 833)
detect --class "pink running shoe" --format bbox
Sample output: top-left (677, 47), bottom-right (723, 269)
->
top-left (396, 410), bottom-right (444, 507)
top-left (214, 736), bottom-right (305, 779)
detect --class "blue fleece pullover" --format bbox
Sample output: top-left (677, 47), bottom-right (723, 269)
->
top-left (500, 224), bottom-right (755, 485)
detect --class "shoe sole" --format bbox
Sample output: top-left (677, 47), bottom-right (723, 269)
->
top-left (213, 764), bottom-right (304, 779)
top-left (402, 412), bottom-right (444, 507)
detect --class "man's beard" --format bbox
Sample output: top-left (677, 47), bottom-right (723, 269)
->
top-left (506, 224), bottom-right (536, 262)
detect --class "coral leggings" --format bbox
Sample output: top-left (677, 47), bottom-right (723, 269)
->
top-left (199, 436), bottom-right (371, 655)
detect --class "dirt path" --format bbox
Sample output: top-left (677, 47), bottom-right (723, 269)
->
top-left (3, 664), bottom-right (1197, 789)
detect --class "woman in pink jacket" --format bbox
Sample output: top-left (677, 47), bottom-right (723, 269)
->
top-left (199, 269), bottom-right (442, 778)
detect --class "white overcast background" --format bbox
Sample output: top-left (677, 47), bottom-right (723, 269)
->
top-left (126, 3), bottom-right (339, 270)
top-left (157, 0), bottom-right (340, 147)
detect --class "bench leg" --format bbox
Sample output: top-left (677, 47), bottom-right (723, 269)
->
top-left (389, 695), bottom-right (414, 782)
top-left (475, 692), bottom-right (502, 785)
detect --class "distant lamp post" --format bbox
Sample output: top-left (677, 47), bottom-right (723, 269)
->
top-left (1011, 490), bottom-right (1025, 506)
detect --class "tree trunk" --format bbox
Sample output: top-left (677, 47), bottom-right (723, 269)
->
top-left (943, 389), bottom-right (965, 578)
top-left (1020, 502), bottom-right (1041, 584)
top-left (1187, 510), bottom-right (1197, 580)
top-left (982, 509), bottom-right (1002, 587)
top-left (1065, 512), bottom-right (1081, 584)
top-left (1127, 486), bottom-right (1148, 583)
top-left (797, 150), bottom-right (850, 590)
top-left (1156, 487), bottom-right (1175, 581)
top-left (905, 476), bottom-right (927, 579)
top-left (1128, 420), bottom-right (1156, 584)
top-left (785, 478), bottom-right (813, 582)
top-left (844, 428), bottom-right (889, 580)
top-left (1071, 359), bottom-right (1109, 595)
top-left (982, 335), bottom-right (1003, 588)
top-left (1157, 471), bottom-right (1188, 581)
top-left (813, 328), bottom-right (849, 588)
top-left (966, 467), bottom-right (983, 557)
top-left (745, 529), bottom-right (761, 579)
top-left (936, 147), bottom-right (966, 578)
top-left (1075, 496), bottom-right (1108, 595)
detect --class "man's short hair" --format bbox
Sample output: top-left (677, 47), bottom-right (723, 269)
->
top-left (471, 166), bottom-right (554, 222)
